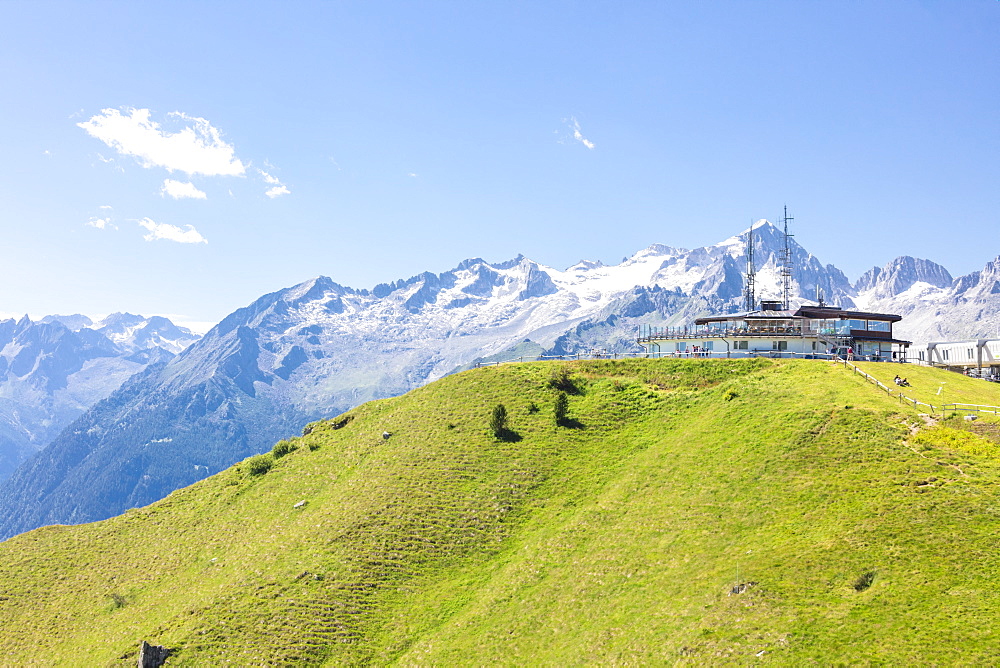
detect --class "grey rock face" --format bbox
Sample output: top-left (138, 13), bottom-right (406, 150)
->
top-left (138, 641), bottom-right (170, 667)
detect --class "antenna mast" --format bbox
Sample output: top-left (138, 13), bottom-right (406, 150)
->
top-left (744, 220), bottom-right (756, 312)
top-left (780, 205), bottom-right (794, 310)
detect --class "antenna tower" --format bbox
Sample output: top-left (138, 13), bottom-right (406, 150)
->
top-left (744, 220), bottom-right (756, 312)
top-left (780, 205), bottom-right (794, 310)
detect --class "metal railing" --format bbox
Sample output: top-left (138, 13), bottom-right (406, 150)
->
top-left (838, 358), bottom-right (939, 413)
top-left (941, 403), bottom-right (1000, 415)
top-left (636, 326), bottom-right (843, 342)
top-left (475, 349), bottom-right (847, 367)
top-left (472, 350), bottom-right (1000, 418)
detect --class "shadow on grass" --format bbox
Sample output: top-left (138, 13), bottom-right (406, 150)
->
top-left (556, 418), bottom-right (585, 430)
top-left (495, 429), bottom-right (523, 442)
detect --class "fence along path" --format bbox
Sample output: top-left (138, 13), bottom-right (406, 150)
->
top-left (475, 350), bottom-right (1000, 417)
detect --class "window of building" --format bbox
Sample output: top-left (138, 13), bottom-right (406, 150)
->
top-left (943, 349), bottom-right (949, 361)
top-left (867, 320), bottom-right (890, 332)
top-left (918, 350), bottom-right (925, 361)
top-left (676, 342), bottom-right (686, 352)
top-left (702, 341), bottom-right (714, 351)
top-left (772, 340), bottom-right (787, 351)
top-left (734, 340), bottom-right (748, 350)
top-left (968, 348), bottom-right (974, 359)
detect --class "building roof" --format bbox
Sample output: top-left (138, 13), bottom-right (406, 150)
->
top-left (694, 304), bottom-right (902, 325)
top-left (793, 305), bottom-right (902, 322)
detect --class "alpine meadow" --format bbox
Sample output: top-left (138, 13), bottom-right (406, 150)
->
top-left (2, 358), bottom-right (1000, 664)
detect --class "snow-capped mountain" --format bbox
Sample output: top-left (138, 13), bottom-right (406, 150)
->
top-left (858, 255), bottom-right (1000, 343)
top-left (0, 314), bottom-right (199, 483)
top-left (40, 312), bottom-right (200, 354)
top-left (2, 220), bottom-right (998, 539)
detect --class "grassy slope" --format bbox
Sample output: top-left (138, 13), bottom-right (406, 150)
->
top-left (1, 359), bottom-right (1000, 664)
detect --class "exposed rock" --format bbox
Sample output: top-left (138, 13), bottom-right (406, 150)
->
top-left (138, 640), bottom-right (170, 667)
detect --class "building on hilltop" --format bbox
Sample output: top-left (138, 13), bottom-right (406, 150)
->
top-left (638, 300), bottom-right (911, 361)
top-left (908, 340), bottom-right (1000, 380)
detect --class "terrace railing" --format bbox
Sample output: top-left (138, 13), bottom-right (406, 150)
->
top-left (637, 326), bottom-right (842, 342)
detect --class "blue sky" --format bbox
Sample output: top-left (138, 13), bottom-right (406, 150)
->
top-left (1, 1), bottom-right (998, 330)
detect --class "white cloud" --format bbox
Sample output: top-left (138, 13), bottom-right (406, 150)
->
top-left (161, 179), bottom-right (207, 200)
top-left (78, 108), bottom-right (245, 177)
top-left (86, 217), bottom-right (117, 230)
top-left (265, 185), bottom-right (291, 199)
top-left (137, 217), bottom-right (207, 244)
top-left (569, 117), bottom-right (595, 149)
top-left (99, 204), bottom-right (113, 210)
top-left (258, 168), bottom-right (290, 198)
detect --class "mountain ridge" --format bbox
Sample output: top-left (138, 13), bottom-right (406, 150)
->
top-left (2, 221), bottom-right (1000, 538)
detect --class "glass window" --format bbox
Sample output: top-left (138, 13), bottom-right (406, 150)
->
top-left (734, 340), bottom-right (748, 350)
top-left (677, 342), bottom-right (686, 352)
top-left (772, 340), bottom-right (787, 351)
top-left (702, 341), bottom-right (714, 351)
top-left (867, 320), bottom-right (890, 332)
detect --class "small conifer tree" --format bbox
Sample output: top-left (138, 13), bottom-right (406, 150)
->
top-left (554, 392), bottom-right (569, 426)
top-left (490, 404), bottom-right (509, 439)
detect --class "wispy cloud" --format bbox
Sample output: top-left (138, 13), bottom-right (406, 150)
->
top-left (99, 204), bottom-right (113, 210)
top-left (137, 217), bottom-right (207, 244)
top-left (258, 168), bottom-right (290, 198)
top-left (86, 217), bottom-right (117, 230)
top-left (78, 108), bottom-right (245, 177)
top-left (568, 117), bottom-right (595, 150)
top-left (160, 179), bottom-right (207, 200)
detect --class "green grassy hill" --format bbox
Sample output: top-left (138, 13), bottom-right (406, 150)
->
top-left (2, 358), bottom-right (1000, 665)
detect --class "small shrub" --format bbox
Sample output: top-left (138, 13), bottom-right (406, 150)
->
top-left (527, 402), bottom-right (539, 414)
top-left (272, 440), bottom-right (298, 458)
top-left (307, 441), bottom-right (321, 451)
top-left (554, 392), bottom-right (570, 426)
top-left (330, 415), bottom-right (353, 430)
top-left (109, 591), bottom-right (127, 610)
top-left (246, 453), bottom-right (274, 476)
top-left (549, 366), bottom-right (576, 393)
top-left (723, 389), bottom-right (739, 401)
top-left (853, 570), bottom-right (876, 592)
top-left (490, 404), bottom-right (509, 439)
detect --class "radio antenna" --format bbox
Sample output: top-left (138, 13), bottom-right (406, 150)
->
top-left (745, 220), bottom-right (756, 312)
top-left (780, 206), bottom-right (794, 310)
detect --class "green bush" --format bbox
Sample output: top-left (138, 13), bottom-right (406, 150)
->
top-left (554, 392), bottom-right (569, 426)
top-left (489, 404), bottom-right (509, 439)
top-left (853, 570), bottom-right (876, 592)
top-left (548, 366), bottom-right (576, 393)
top-left (272, 440), bottom-right (298, 458)
top-left (246, 453), bottom-right (274, 476)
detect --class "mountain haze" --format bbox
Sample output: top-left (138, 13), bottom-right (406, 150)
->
top-left (0, 314), bottom-right (198, 482)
